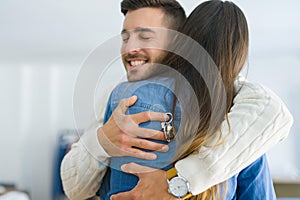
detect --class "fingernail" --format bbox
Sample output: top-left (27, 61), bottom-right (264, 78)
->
top-left (164, 114), bottom-right (169, 121)
top-left (121, 164), bottom-right (127, 171)
top-left (161, 145), bottom-right (169, 152)
top-left (149, 154), bottom-right (157, 160)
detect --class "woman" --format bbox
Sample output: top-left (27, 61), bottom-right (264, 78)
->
top-left (164, 1), bottom-right (276, 199)
top-left (103, 1), bottom-right (276, 199)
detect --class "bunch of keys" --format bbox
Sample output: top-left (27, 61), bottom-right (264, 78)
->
top-left (161, 112), bottom-right (175, 142)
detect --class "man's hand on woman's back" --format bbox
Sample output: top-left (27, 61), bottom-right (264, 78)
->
top-left (98, 96), bottom-right (170, 160)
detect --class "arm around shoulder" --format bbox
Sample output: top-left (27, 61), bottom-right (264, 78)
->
top-left (175, 79), bottom-right (293, 195)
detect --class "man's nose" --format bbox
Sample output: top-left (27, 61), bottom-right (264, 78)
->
top-left (124, 37), bottom-right (141, 54)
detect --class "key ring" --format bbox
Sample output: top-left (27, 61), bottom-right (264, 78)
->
top-left (161, 112), bottom-right (175, 142)
top-left (165, 112), bottom-right (173, 124)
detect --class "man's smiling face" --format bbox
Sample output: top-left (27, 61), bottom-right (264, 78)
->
top-left (121, 7), bottom-right (169, 81)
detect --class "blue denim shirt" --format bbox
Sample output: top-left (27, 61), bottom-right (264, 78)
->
top-left (226, 154), bottom-right (276, 199)
top-left (102, 79), bottom-right (182, 199)
top-left (99, 79), bottom-right (276, 200)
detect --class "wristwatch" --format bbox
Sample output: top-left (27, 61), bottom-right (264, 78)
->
top-left (167, 167), bottom-right (193, 199)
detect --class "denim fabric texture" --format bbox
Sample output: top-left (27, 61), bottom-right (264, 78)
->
top-left (224, 155), bottom-right (276, 200)
top-left (102, 79), bottom-right (181, 199)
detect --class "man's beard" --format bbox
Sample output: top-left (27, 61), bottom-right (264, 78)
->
top-left (124, 52), bottom-right (167, 82)
top-left (126, 63), bottom-right (163, 82)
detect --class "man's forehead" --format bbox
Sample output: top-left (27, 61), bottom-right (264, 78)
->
top-left (122, 7), bottom-right (167, 29)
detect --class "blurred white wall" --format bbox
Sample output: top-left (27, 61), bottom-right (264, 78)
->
top-left (0, 63), bottom-right (80, 199)
top-left (0, 0), bottom-right (299, 200)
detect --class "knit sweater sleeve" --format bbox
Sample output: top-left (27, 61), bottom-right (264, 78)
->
top-left (61, 87), bottom-right (113, 200)
top-left (60, 126), bottom-right (110, 200)
top-left (175, 79), bottom-right (293, 195)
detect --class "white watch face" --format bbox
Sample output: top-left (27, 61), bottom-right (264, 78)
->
top-left (169, 177), bottom-right (188, 197)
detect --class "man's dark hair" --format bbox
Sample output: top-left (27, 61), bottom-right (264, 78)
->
top-left (121, 0), bottom-right (186, 30)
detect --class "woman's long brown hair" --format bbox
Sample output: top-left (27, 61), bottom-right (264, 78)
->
top-left (164, 1), bottom-right (249, 199)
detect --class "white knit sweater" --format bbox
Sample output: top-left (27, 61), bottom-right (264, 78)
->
top-left (61, 79), bottom-right (293, 200)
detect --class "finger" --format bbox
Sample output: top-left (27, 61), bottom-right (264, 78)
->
top-left (122, 147), bottom-right (157, 160)
top-left (121, 162), bottom-right (158, 175)
top-left (131, 138), bottom-right (169, 152)
top-left (110, 191), bottom-right (131, 200)
top-left (127, 95), bottom-right (138, 107)
top-left (131, 111), bottom-right (169, 124)
top-left (130, 127), bottom-right (167, 141)
top-left (117, 96), bottom-right (138, 113)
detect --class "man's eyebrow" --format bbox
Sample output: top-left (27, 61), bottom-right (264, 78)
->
top-left (134, 27), bottom-right (156, 34)
top-left (121, 27), bottom-right (156, 35)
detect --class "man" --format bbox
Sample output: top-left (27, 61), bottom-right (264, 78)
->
top-left (61, 0), bottom-right (293, 199)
